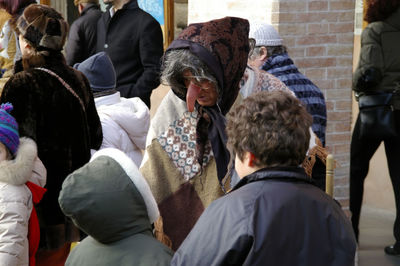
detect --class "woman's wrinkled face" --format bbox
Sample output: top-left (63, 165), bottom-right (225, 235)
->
top-left (183, 69), bottom-right (218, 112)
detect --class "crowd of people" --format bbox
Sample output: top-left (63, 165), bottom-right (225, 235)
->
top-left (0, 0), bottom-right (398, 265)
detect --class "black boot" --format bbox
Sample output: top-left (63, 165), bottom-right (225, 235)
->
top-left (384, 243), bottom-right (400, 256)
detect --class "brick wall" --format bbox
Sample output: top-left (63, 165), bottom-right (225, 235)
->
top-left (188, 0), bottom-right (356, 209)
top-left (275, 0), bottom-right (355, 210)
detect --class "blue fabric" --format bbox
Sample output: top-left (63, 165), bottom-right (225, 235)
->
top-left (262, 53), bottom-right (327, 145)
top-left (0, 103), bottom-right (19, 155)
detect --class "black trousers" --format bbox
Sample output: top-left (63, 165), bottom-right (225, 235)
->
top-left (350, 112), bottom-right (400, 243)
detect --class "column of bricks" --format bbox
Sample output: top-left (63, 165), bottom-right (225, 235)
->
top-left (273, 0), bottom-right (355, 210)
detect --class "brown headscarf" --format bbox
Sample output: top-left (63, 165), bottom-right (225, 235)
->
top-left (164, 17), bottom-right (249, 183)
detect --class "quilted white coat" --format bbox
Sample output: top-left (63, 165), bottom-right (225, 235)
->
top-left (94, 92), bottom-right (150, 167)
top-left (0, 138), bottom-right (46, 266)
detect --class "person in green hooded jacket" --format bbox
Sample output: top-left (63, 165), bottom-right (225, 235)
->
top-left (59, 148), bottom-right (173, 266)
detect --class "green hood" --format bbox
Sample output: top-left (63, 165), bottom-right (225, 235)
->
top-left (59, 151), bottom-right (155, 244)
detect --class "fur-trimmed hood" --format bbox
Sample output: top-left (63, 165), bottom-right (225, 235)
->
top-left (59, 148), bottom-right (159, 244)
top-left (0, 137), bottom-right (38, 185)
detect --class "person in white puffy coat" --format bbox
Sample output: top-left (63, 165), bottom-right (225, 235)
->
top-left (0, 103), bottom-right (46, 266)
top-left (74, 52), bottom-right (150, 167)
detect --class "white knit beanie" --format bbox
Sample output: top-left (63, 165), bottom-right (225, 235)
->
top-left (249, 22), bottom-right (283, 47)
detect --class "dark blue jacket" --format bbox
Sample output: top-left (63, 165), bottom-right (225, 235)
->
top-left (172, 167), bottom-right (356, 266)
top-left (262, 53), bottom-right (327, 145)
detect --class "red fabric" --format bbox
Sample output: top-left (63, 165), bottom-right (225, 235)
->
top-left (26, 181), bottom-right (46, 266)
top-left (35, 243), bottom-right (71, 266)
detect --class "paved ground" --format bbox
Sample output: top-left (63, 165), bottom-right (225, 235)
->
top-left (358, 206), bottom-right (400, 266)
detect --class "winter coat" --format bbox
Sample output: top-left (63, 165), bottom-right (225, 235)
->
top-left (352, 7), bottom-right (400, 109)
top-left (172, 167), bottom-right (357, 266)
top-left (96, 0), bottom-right (163, 107)
top-left (94, 92), bottom-right (150, 167)
top-left (59, 148), bottom-right (173, 266)
top-left (261, 53), bottom-right (327, 145)
top-left (0, 138), bottom-right (46, 266)
top-left (0, 18), bottom-right (19, 93)
top-left (0, 53), bottom-right (103, 249)
top-left (140, 16), bottom-right (249, 250)
top-left (65, 3), bottom-right (102, 66)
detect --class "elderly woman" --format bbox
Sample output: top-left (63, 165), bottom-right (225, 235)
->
top-left (140, 16), bottom-right (249, 250)
top-left (0, 4), bottom-right (102, 265)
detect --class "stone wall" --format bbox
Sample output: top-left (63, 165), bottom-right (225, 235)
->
top-left (188, 0), bottom-right (356, 209)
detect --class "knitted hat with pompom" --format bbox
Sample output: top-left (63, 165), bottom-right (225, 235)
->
top-left (0, 103), bottom-right (19, 156)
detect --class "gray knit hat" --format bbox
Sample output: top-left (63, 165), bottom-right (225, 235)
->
top-left (249, 22), bottom-right (283, 47)
top-left (74, 52), bottom-right (116, 92)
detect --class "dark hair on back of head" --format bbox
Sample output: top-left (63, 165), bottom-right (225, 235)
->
top-left (226, 90), bottom-right (312, 168)
top-left (365, 0), bottom-right (400, 23)
top-left (0, 0), bottom-right (36, 16)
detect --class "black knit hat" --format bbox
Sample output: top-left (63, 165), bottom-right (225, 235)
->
top-left (17, 4), bottom-right (68, 51)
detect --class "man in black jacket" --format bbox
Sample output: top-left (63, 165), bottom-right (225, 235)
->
top-left (66, 0), bottom-right (102, 66)
top-left (96, 0), bottom-right (163, 107)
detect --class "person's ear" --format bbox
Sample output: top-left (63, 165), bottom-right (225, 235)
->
top-left (78, 4), bottom-right (84, 13)
top-left (25, 42), bottom-right (32, 51)
top-left (19, 37), bottom-right (32, 53)
top-left (247, 152), bottom-right (257, 167)
top-left (259, 46), bottom-right (268, 61)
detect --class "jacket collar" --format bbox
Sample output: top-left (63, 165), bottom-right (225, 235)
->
top-left (106, 0), bottom-right (139, 12)
top-left (262, 53), bottom-right (296, 72)
top-left (232, 166), bottom-right (314, 192)
top-left (81, 3), bottom-right (100, 16)
top-left (122, 0), bottom-right (139, 9)
top-left (385, 7), bottom-right (400, 30)
top-left (94, 91), bottom-right (121, 107)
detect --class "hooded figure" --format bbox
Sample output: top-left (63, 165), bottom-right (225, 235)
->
top-left (140, 16), bottom-right (249, 250)
top-left (59, 148), bottom-right (173, 266)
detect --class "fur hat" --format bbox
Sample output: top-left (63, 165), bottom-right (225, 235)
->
top-left (73, 52), bottom-right (116, 92)
top-left (16, 4), bottom-right (68, 51)
top-left (0, 103), bottom-right (19, 156)
top-left (249, 22), bottom-right (283, 47)
top-left (74, 0), bottom-right (99, 6)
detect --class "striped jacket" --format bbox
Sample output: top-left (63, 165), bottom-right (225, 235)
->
top-left (262, 53), bottom-right (327, 145)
